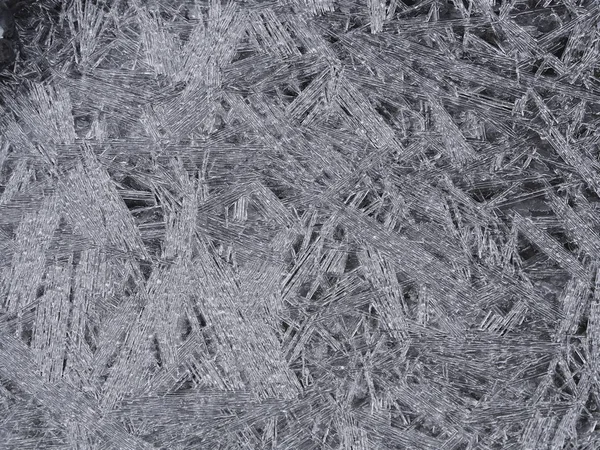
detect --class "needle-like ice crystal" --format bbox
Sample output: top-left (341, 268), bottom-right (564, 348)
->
top-left (0, 0), bottom-right (599, 448)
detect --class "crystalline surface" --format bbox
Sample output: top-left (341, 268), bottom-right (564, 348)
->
top-left (0, 0), bottom-right (600, 448)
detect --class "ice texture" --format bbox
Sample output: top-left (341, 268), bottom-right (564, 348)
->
top-left (0, 0), bottom-right (600, 448)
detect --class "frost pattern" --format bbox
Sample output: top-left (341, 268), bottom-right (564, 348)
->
top-left (1, 0), bottom-right (600, 448)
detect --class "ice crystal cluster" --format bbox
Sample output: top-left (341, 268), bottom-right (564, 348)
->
top-left (1, 0), bottom-right (600, 448)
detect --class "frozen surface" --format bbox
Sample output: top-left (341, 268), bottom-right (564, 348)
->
top-left (0, 0), bottom-right (600, 448)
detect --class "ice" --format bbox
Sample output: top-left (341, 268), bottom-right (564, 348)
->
top-left (0, 0), bottom-right (599, 448)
